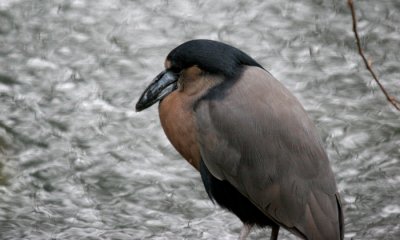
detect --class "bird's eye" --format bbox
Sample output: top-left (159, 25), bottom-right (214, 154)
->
top-left (169, 66), bottom-right (182, 74)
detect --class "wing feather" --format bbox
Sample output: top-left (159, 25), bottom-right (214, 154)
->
top-left (195, 66), bottom-right (342, 239)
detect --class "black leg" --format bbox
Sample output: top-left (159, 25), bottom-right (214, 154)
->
top-left (270, 224), bottom-right (279, 240)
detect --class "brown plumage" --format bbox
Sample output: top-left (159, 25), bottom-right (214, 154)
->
top-left (158, 66), bottom-right (206, 170)
top-left (136, 39), bottom-right (344, 240)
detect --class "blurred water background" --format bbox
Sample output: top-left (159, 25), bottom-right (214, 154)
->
top-left (0, 0), bottom-right (399, 239)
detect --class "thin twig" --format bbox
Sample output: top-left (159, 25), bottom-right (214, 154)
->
top-left (347, 0), bottom-right (400, 111)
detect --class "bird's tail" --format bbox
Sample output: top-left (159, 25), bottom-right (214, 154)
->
top-left (335, 193), bottom-right (345, 240)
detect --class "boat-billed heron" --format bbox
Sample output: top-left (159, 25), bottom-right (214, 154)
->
top-left (136, 39), bottom-right (344, 240)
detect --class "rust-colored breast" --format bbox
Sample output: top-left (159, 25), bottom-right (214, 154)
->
top-left (158, 91), bottom-right (201, 170)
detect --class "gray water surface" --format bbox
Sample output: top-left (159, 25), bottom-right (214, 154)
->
top-left (0, 0), bottom-right (399, 239)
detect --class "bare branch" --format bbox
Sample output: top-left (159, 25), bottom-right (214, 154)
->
top-left (347, 0), bottom-right (400, 111)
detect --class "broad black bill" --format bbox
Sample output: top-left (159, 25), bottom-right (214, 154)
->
top-left (136, 70), bottom-right (178, 111)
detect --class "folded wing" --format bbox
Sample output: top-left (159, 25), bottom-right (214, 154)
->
top-left (195, 66), bottom-right (343, 239)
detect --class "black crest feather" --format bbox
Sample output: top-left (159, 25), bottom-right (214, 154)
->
top-left (167, 39), bottom-right (263, 79)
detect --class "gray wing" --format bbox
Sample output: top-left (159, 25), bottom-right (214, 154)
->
top-left (195, 66), bottom-right (343, 239)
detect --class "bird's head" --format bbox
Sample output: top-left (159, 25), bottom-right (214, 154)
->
top-left (135, 39), bottom-right (262, 111)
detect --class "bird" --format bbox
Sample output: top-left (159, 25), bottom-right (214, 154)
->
top-left (136, 39), bottom-right (344, 240)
